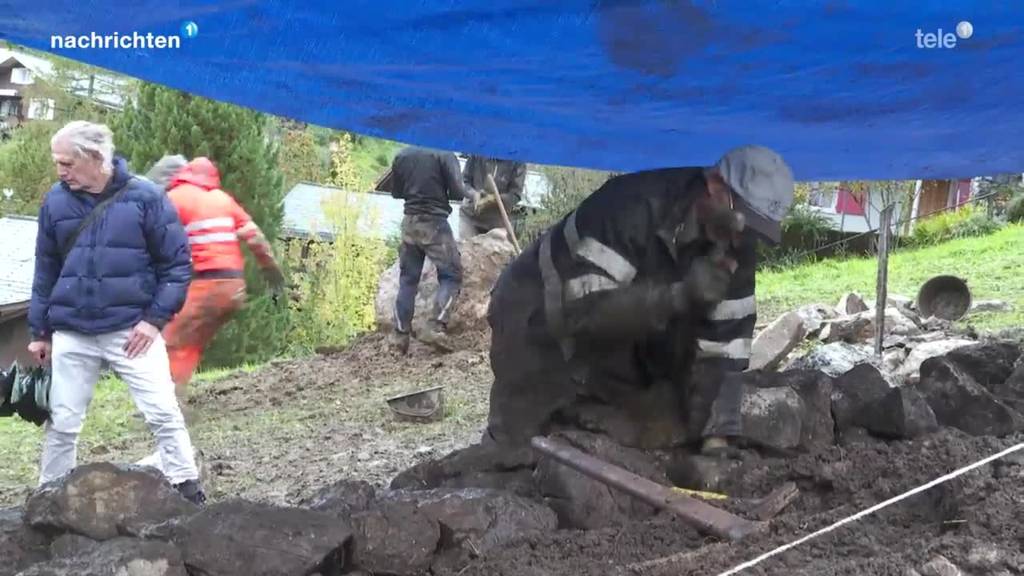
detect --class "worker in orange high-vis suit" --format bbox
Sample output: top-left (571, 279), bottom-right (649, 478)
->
top-left (161, 157), bottom-right (285, 398)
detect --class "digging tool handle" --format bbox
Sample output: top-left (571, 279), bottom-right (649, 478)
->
top-left (531, 436), bottom-right (763, 542)
top-left (484, 174), bottom-right (522, 254)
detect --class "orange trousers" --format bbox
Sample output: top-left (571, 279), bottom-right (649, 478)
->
top-left (164, 277), bottom-right (246, 393)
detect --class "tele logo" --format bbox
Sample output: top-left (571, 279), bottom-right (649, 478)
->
top-left (916, 21), bottom-right (973, 48)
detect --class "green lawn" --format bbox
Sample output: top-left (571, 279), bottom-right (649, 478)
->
top-left (0, 364), bottom-right (259, 497)
top-left (758, 223), bottom-right (1024, 331)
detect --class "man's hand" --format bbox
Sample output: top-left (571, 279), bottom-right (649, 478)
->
top-left (464, 188), bottom-right (482, 214)
top-left (684, 250), bottom-right (735, 306)
top-left (28, 341), bottom-right (52, 365)
top-left (123, 321), bottom-right (160, 359)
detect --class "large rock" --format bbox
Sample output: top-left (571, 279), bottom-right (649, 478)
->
top-left (301, 479), bottom-right (376, 517)
top-left (0, 508), bottom-right (49, 576)
top-left (917, 356), bottom-right (1024, 437)
top-left (382, 488), bottom-right (557, 570)
top-left (16, 538), bottom-right (186, 576)
top-left (970, 300), bottom-right (1013, 313)
top-left (787, 342), bottom-right (874, 377)
top-left (831, 364), bottom-right (896, 432)
top-left (794, 303), bottom-right (838, 336)
top-left (350, 498), bottom-right (439, 576)
top-left (390, 443), bottom-right (537, 497)
top-left (740, 385), bottom-right (803, 451)
top-left (374, 229), bottom-right (516, 335)
top-left (534, 430), bottom-right (667, 529)
top-left (821, 307), bottom-right (920, 344)
top-left (897, 339), bottom-right (975, 385)
top-left (920, 555), bottom-right (962, 576)
top-left (49, 534), bottom-right (100, 559)
top-left (837, 292), bottom-right (869, 315)
top-left (864, 386), bottom-right (938, 439)
top-left (24, 463), bottom-right (196, 541)
top-left (943, 342), bottom-right (1022, 391)
top-left (999, 362), bottom-right (1024, 412)
top-left (750, 311), bottom-right (807, 371)
top-left (780, 370), bottom-right (835, 451)
top-left (166, 500), bottom-right (352, 576)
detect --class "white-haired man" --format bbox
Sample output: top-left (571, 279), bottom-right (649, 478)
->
top-left (27, 121), bottom-right (206, 504)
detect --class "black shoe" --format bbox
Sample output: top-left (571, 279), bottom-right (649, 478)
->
top-left (174, 479), bottom-right (207, 506)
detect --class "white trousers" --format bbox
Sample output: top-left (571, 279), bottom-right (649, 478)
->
top-left (39, 329), bottom-right (200, 486)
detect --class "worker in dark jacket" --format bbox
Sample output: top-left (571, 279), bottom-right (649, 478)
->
top-left (484, 145), bottom-right (794, 456)
top-left (27, 121), bottom-right (205, 505)
top-left (389, 146), bottom-right (479, 353)
top-left (459, 155), bottom-right (527, 238)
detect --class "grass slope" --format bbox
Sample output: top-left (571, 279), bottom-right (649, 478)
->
top-left (758, 224), bottom-right (1024, 331)
top-left (351, 137), bottom-right (402, 190)
top-left (0, 365), bottom-right (259, 496)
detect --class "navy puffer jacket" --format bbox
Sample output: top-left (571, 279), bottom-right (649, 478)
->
top-left (29, 157), bottom-right (192, 340)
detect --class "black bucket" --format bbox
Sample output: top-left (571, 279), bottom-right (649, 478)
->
top-left (917, 275), bottom-right (972, 321)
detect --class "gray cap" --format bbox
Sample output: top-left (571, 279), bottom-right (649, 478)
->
top-left (144, 154), bottom-right (189, 191)
top-left (715, 145), bottom-right (795, 244)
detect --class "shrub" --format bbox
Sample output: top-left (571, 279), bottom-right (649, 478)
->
top-left (284, 190), bottom-right (391, 353)
top-left (906, 203), bottom-right (1001, 247)
top-left (0, 121), bottom-right (59, 217)
top-left (518, 166), bottom-right (615, 246)
top-left (758, 205), bottom-right (836, 269)
top-left (1007, 194), bottom-right (1024, 223)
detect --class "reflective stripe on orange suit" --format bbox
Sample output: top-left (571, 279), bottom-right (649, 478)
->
top-left (163, 157), bottom-right (253, 388)
top-left (167, 184), bottom-right (252, 273)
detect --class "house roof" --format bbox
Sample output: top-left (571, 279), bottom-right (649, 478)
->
top-left (282, 182), bottom-right (463, 241)
top-left (0, 215), bottom-right (38, 309)
top-left (0, 48), bottom-right (126, 110)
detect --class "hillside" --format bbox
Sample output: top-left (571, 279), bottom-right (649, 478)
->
top-left (758, 224), bottom-right (1024, 331)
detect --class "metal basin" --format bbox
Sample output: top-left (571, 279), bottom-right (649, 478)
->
top-left (917, 275), bottom-right (972, 321)
top-left (386, 386), bottom-right (445, 422)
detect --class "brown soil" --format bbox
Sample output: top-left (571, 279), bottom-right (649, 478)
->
top-left (187, 332), bottom-right (494, 504)
top-left (444, 429), bottom-right (1024, 575)
top-left (7, 332), bottom-right (1024, 575)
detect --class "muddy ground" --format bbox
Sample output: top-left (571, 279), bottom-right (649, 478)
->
top-left (197, 334), bottom-right (1024, 575)
top-left (4, 332), bottom-right (1024, 574)
top-left (187, 332), bottom-right (494, 504)
top-left (446, 429), bottom-right (1024, 575)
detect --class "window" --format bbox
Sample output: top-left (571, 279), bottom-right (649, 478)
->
top-left (9, 67), bottom-right (33, 85)
top-left (807, 184), bottom-right (837, 210)
top-left (27, 98), bottom-right (54, 120)
top-left (0, 99), bottom-right (13, 117)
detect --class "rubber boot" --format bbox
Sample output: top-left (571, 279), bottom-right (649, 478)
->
top-left (701, 436), bottom-right (742, 459)
top-left (417, 320), bottom-right (455, 353)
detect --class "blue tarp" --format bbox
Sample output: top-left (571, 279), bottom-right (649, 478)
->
top-left (3, 2), bottom-right (1023, 180)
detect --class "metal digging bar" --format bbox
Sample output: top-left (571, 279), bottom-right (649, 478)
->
top-left (531, 436), bottom-right (765, 542)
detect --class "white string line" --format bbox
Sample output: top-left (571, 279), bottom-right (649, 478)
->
top-left (716, 441), bottom-right (1024, 576)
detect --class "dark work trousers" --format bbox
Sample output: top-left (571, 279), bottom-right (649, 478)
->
top-left (485, 240), bottom-right (576, 447)
top-left (394, 214), bottom-right (463, 333)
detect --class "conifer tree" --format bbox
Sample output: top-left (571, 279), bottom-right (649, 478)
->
top-left (113, 84), bottom-right (288, 366)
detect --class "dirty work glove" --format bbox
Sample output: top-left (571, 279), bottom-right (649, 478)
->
top-left (682, 252), bottom-right (734, 307)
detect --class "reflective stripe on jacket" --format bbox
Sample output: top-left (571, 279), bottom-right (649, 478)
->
top-left (538, 167), bottom-right (757, 370)
top-left (166, 158), bottom-right (253, 273)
